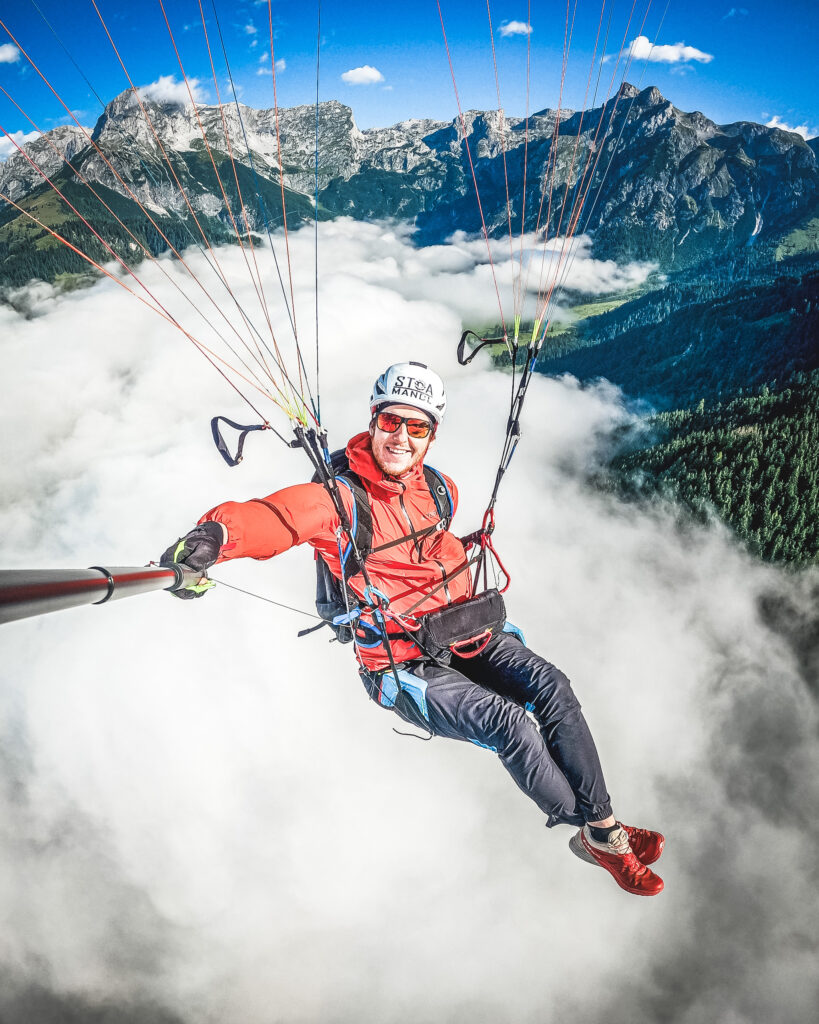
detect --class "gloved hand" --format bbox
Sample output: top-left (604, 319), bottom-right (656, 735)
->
top-left (160, 521), bottom-right (224, 599)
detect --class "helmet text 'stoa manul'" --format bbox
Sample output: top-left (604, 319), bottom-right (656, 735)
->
top-left (370, 362), bottom-right (447, 424)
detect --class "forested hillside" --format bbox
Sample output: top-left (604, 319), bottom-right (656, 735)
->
top-left (537, 257), bottom-right (819, 409)
top-left (608, 371), bottom-right (819, 565)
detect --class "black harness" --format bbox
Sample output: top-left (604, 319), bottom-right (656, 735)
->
top-left (302, 449), bottom-right (455, 643)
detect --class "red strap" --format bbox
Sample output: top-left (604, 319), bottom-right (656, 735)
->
top-left (450, 629), bottom-right (493, 659)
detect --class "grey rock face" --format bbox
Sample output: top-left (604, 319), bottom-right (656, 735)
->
top-left (0, 126), bottom-right (90, 202)
top-left (2, 83), bottom-right (817, 271)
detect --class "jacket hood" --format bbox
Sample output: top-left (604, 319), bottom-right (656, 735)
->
top-left (345, 431), bottom-right (427, 498)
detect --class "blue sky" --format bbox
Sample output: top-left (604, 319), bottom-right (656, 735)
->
top-left (0, 0), bottom-right (817, 145)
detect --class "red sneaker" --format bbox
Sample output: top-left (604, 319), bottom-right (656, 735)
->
top-left (569, 825), bottom-right (664, 896)
top-left (622, 824), bottom-right (664, 866)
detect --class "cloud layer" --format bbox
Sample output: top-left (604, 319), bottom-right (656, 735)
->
top-left (1, 220), bottom-right (818, 1023)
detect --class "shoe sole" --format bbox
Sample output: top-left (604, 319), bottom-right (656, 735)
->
top-left (569, 831), bottom-right (598, 866)
top-left (568, 831), bottom-right (664, 897)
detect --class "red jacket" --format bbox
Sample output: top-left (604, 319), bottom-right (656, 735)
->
top-left (200, 432), bottom-right (473, 669)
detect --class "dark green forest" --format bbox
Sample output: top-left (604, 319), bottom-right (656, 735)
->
top-left (608, 371), bottom-right (819, 565)
top-left (532, 253), bottom-right (819, 566)
top-left (537, 257), bottom-right (819, 409)
top-left (0, 151), bottom-right (318, 290)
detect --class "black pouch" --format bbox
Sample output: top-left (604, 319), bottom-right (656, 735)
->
top-left (417, 589), bottom-right (506, 660)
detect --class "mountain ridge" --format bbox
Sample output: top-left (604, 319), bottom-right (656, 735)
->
top-left (1, 82), bottom-right (817, 289)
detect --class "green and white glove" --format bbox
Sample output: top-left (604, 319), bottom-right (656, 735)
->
top-left (160, 521), bottom-right (224, 599)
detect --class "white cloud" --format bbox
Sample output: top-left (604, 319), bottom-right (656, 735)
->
top-left (257, 57), bottom-right (286, 77)
top-left (341, 65), bottom-right (384, 85)
top-left (0, 43), bottom-right (20, 64)
top-left (0, 129), bottom-right (40, 163)
top-left (499, 21), bottom-right (532, 37)
top-left (393, 229), bottom-right (656, 322)
top-left (617, 34), bottom-right (714, 64)
top-left (722, 6), bottom-right (748, 17)
top-left (0, 220), bottom-right (816, 1023)
top-left (136, 74), bottom-right (207, 107)
top-left (244, 21), bottom-right (257, 36)
top-left (766, 115), bottom-right (816, 141)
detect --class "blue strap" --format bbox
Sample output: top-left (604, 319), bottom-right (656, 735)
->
top-left (502, 621), bottom-right (526, 645)
top-left (332, 608), bottom-right (360, 626)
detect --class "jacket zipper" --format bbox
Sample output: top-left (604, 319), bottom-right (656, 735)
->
top-left (397, 484), bottom-right (451, 604)
top-left (397, 485), bottom-right (423, 560)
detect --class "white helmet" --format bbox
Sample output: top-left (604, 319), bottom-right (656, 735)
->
top-left (370, 361), bottom-right (447, 424)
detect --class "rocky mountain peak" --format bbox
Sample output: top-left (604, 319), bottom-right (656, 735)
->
top-left (636, 85), bottom-right (665, 109)
top-left (617, 82), bottom-right (641, 101)
top-left (2, 83), bottom-right (816, 282)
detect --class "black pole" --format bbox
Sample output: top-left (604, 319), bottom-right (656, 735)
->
top-left (0, 564), bottom-right (201, 626)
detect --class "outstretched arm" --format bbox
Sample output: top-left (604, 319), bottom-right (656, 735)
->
top-left (198, 482), bottom-right (346, 562)
top-left (160, 482), bottom-right (347, 598)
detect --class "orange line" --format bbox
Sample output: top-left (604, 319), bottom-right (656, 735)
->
top-left (516, 0), bottom-right (532, 322)
top-left (533, 0), bottom-right (605, 314)
top-left (485, 0), bottom-right (514, 279)
top-left (0, 190), bottom-right (278, 419)
top-left (89, 2), bottom-right (240, 290)
top-left (536, 0), bottom-right (647, 331)
top-left (0, 88), bottom-right (283, 398)
top-left (549, 0), bottom-right (594, 244)
top-left (196, 0), bottom-right (309, 418)
top-left (517, 0), bottom-right (571, 320)
top-left (0, 13), bottom-right (294, 404)
top-left (157, 0), bottom-right (284, 392)
top-left (266, 0), bottom-right (303, 395)
top-left (86, 0), bottom-right (307, 418)
top-left (545, 0), bottom-right (654, 323)
top-left (436, 0), bottom-right (508, 343)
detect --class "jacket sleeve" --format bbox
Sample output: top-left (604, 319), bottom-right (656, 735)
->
top-left (198, 482), bottom-right (348, 562)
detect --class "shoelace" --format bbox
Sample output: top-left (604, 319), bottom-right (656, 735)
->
top-left (606, 827), bottom-right (632, 856)
top-left (605, 828), bottom-right (651, 877)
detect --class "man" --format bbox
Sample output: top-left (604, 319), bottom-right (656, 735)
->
top-left (163, 362), bottom-right (664, 896)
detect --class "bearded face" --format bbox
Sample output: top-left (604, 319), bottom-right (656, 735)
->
top-left (369, 404), bottom-right (436, 477)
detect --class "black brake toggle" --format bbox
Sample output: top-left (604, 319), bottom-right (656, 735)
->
top-left (211, 416), bottom-right (268, 467)
top-left (457, 329), bottom-right (508, 366)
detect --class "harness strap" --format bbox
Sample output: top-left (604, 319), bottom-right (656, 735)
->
top-left (369, 521), bottom-right (443, 555)
top-left (401, 552), bottom-right (482, 617)
top-left (321, 455), bottom-right (454, 572)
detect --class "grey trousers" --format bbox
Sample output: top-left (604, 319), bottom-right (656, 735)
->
top-left (361, 630), bottom-right (613, 827)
